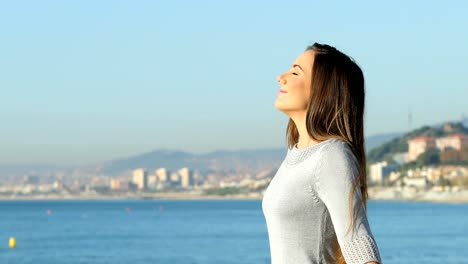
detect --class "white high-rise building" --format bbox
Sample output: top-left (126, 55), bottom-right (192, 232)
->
top-left (132, 168), bottom-right (148, 189)
top-left (369, 161), bottom-right (399, 183)
top-left (156, 168), bottom-right (169, 182)
top-left (178, 167), bottom-right (194, 187)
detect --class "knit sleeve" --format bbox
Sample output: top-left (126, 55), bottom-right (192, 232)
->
top-left (315, 142), bottom-right (382, 264)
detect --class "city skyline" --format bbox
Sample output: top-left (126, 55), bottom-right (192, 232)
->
top-left (1, 1), bottom-right (467, 165)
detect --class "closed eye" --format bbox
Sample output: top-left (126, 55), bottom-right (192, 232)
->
top-left (292, 72), bottom-right (298, 75)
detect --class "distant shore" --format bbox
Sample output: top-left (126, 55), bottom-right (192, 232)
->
top-left (2, 188), bottom-right (468, 203)
top-left (0, 192), bottom-right (264, 201)
top-left (368, 186), bottom-right (468, 203)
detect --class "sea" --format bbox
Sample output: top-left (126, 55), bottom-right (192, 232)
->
top-left (0, 199), bottom-right (467, 264)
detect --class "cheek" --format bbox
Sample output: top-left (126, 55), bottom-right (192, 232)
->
top-left (289, 78), bottom-right (309, 97)
top-left (294, 79), bottom-right (311, 108)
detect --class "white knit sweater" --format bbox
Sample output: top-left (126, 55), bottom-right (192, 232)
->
top-left (262, 138), bottom-right (382, 264)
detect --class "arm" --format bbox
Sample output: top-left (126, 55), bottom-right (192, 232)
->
top-left (315, 142), bottom-right (382, 264)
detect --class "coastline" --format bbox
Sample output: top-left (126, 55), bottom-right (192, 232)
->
top-left (1, 188), bottom-right (468, 203)
top-left (368, 186), bottom-right (468, 204)
top-left (0, 192), bottom-right (264, 201)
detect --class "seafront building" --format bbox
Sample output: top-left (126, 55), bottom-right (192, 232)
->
top-left (156, 168), bottom-right (169, 182)
top-left (369, 161), bottom-right (399, 183)
top-left (132, 168), bottom-right (148, 189)
top-left (178, 167), bottom-right (194, 187)
top-left (407, 134), bottom-right (468, 162)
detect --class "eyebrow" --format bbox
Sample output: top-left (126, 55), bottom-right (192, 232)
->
top-left (292, 64), bottom-right (304, 72)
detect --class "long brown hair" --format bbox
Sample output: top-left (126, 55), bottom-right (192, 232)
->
top-left (286, 42), bottom-right (368, 264)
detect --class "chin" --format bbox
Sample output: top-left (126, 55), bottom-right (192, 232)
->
top-left (274, 101), bottom-right (282, 110)
top-left (274, 104), bottom-right (288, 114)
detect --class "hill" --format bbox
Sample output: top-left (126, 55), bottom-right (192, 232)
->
top-left (368, 121), bottom-right (468, 165)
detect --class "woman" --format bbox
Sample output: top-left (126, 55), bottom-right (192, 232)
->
top-left (262, 43), bottom-right (382, 264)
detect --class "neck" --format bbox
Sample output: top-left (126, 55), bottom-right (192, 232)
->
top-left (290, 112), bottom-right (320, 148)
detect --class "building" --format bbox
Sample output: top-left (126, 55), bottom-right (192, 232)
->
top-left (147, 175), bottom-right (158, 189)
top-left (178, 167), bottom-right (194, 188)
top-left (155, 168), bottom-right (169, 182)
top-left (392, 152), bottom-right (412, 165)
top-left (110, 179), bottom-right (129, 191)
top-left (170, 172), bottom-right (180, 186)
top-left (369, 161), bottom-right (399, 183)
top-left (132, 168), bottom-right (148, 190)
top-left (403, 176), bottom-right (428, 188)
top-left (436, 133), bottom-right (468, 151)
top-left (407, 136), bottom-right (436, 161)
top-left (110, 179), bottom-right (121, 190)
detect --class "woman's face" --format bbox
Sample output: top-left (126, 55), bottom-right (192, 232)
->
top-left (274, 50), bottom-right (315, 115)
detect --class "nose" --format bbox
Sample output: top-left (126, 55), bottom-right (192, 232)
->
top-left (277, 73), bottom-right (285, 85)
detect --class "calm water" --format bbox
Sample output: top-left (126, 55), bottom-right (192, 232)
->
top-left (0, 199), bottom-right (467, 264)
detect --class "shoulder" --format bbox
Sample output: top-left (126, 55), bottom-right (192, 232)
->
top-left (321, 138), bottom-right (357, 161)
top-left (317, 139), bottom-right (359, 181)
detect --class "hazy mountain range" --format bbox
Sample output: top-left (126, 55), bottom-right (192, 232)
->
top-left (94, 132), bottom-right (405, 175)
top-left (0, 132), bottom-right (405, 178)
top-left (1, 117), bottom-right (466, 178)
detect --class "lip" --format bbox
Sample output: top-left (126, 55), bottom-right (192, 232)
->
top-left (279, 89), bottom-right (288, 93)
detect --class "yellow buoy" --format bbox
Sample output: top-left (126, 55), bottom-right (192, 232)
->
top-left (9, 237), bottom-right (16, 248)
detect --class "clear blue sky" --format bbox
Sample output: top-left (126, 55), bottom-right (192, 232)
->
top-left (1, 1), bottom-right (467, 165)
